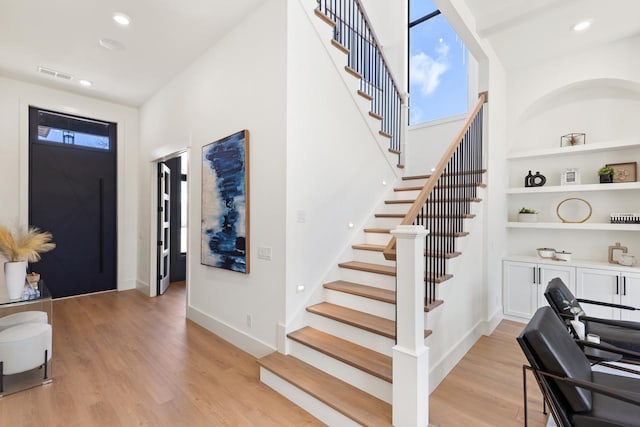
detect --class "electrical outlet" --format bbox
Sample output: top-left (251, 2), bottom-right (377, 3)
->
top-left (246, 314), bottom-right (252, 328)
top-left (297, 284), bottom-right (305, 292)
top-left (296, 210), bottom-right (306, 223)
top-left (257, 247), bottom-right (272, 261)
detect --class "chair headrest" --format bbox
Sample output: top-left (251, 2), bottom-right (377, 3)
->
top-left (545, 277), bottom-right (585, 318)
top-left (518, 306), bottom-right (593, 413)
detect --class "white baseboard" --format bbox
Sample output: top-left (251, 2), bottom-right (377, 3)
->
top-left (482, 307), bottom-right (504, 336)
top-left (118, 278), bottom-right (137, 291)
top-left (187, 305), bottom-right (275, 358)
top-left (428, 320), bottom-right (484, 393)
top-left (135, 280), bottom-right (150, 295)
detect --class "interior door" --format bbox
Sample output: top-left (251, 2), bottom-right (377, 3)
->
top-left (157, 162), bottom-right (171, 295)
top-left (29, 107), bottom-right (117, 298)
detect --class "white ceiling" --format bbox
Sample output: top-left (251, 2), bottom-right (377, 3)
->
top-left (464, 0), bottom-right (640, 69)
top-left (2, 0), bottom-right (639, 107)
top-left (0, 0), bottom-right (267, 106)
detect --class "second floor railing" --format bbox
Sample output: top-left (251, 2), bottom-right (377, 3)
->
top-left (317, 0), bottom-right (403, 155)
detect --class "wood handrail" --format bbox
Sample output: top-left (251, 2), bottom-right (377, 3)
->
top-left (383, 92), bottom-right (488, 260)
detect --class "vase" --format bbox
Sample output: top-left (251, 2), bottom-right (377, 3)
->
top-left (518, 213), bottom-right (538, 223)
top-left (4, 261), bottom-right (27, 300)
top-left (599, 174), bottom-right (613, 183)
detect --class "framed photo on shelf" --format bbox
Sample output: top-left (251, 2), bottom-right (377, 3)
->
top-left (561, 168), bottom-right (580, 185)
top-left (560, 133), bottom-right (585, 147)
top-left (606, 162), bottom-right (637, 183)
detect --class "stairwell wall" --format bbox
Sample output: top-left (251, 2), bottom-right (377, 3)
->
top-left (138, 0), bottom-right (287, 356)
top-left (284, 0), bottom-right (399, 328)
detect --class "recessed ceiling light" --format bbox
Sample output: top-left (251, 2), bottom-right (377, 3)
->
top-left (99, 38), bottom-right (126, 51)
top-left (112, 12), bottom-right (131, 26)
top-left (79, 79), bottom-right (92, 87)
top-left (572, 20), bottom-right (592, 32)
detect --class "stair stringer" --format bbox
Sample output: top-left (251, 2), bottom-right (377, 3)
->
top-left (296, 0), bottom-right (403, 172)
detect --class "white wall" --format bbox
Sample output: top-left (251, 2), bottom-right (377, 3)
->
top-left (0, 76), bottom-right (139, 292)
top-left (359, 0), bottom-right (407, 90)
top-left (285, 0), bottom-right (399, 326)
top-left (405, 115), bottom-right (466, 176)
top-left (138, 0), bottom-right (287, 356)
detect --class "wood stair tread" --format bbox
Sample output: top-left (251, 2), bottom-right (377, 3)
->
top-left (385, 249), bottom-right (462, 259)
top-left (402, 169), bottom-right (487, 181)
top-left (364, 228), bottom-right (391, 234)
top-left (314, 9), bottom-right (336, 28)
top-left (374, 213), bottom-right (476, 219)
top-left (388, 148), bottom-right (400, 154)
top-left (258, 352), bottom-right (392, 426)
top-left (357, 89), bottom-right (373, 101)
top-left (324, 280), bottom-right (395, 304)
top-left (394, 182), bottom-right (486, 191)
top-left (288, 326), bottom-right (392, 382)
top-left (306, 302), bottom-right (431, 339)
top-left (330, 39), bottom-right (349, 55)
top-left (324, 280), bottom-right (445, 312)
top-left (369, 111), bottom-right (383, 121)
top-left (339, 261), bottom-right (395, 276)
top-left (352, 243), bottom-right (385, 252)
top-left (425, 299), bottom-right (445, 312)
top-left (380, 131), bottom-right (393, 139)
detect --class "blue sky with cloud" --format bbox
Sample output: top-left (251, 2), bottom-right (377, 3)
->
top-left (409, 3), bottom-right (468, 124)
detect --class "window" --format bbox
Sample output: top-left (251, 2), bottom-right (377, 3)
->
top-left (35, 110), bottom-right (112, 150)
top-left (409, 1), bottom-right (468, 125)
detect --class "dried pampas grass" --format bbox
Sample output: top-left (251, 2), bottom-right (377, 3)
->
top-left (0, 226), bottom-right (56, 262)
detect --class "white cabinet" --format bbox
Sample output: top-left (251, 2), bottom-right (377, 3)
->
top-left (577, 268), bottom-right (640, 321)
top-left (503, 261), bottom-right (576, 319)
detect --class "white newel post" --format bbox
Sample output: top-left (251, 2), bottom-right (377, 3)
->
top-left (391, 225), bottom-right (429, 427)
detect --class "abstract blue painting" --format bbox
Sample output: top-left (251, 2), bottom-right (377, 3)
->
top-left (201, 130), bottom-right (250, 273)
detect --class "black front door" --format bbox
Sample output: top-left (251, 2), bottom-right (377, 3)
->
top-left (28, 107), bottom-right (117, 298)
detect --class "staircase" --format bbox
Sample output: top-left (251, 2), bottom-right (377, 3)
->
top-left (258, 176), bottom-right (485, 425)
top-left (258, 1), bottom-right (487, 425)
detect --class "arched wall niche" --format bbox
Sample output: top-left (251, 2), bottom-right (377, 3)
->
top-left (511, 78), bottom-right (640, 151)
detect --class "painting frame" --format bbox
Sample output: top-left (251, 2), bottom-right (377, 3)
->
top-left (560, 168), bottom-right (580, 186)
top-left (606, 162), bottom-right (637, 183)
top-left (201, 130), bottom-right (250, 273)
top-left (560, 133), bottom-right (585, 147)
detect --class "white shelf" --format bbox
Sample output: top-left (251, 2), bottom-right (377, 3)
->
top-left (506, 222), bottom-right (640, 231)
top-left (506, 182), bottom-right (640, 194)
top-left (507, 139), bottom-right (640, 160)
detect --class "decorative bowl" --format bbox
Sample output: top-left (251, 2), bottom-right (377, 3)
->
top-left (536, 248), bottom-right (556, 259)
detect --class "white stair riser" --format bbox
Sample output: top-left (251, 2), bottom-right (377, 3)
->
top-left (351, 248), bottom-right (395, 267)
top-left (377, 202), bottom-right (412, 214)
top-left (364, 232), bottom-right (391, 246)
top-left (325, 289), bottom-right (395, 320)
top-left (338, 268), bottom-right (396, 290)
top-left (401, 178), bottom-right (427, 186)
top-left (260, 368), bottom-right (361, 427)
top-left (371, 217), bottom-right (403, 229)
top-left (306, 312), bottom-right (394, 357)
top-left (288, 341), bottom-right (392, 403)
top-left (392, 190), bottom-right (420, 200)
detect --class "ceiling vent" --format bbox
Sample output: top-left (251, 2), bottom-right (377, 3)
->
top-left (37, 66), bottom-right (73, 81)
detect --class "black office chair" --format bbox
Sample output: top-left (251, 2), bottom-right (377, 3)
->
top-left (544, 277), bottom-right (640, 362)
top-left (518, 306), bottom-right (640, 427)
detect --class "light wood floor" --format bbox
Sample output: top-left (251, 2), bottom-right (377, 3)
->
top-left (430, 320), bottom-right (548, 427)
top-left (0, 283), bottom-right (547, 426)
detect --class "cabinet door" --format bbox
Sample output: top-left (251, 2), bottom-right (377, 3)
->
top-left (503, 261), bottom-right (536, 319)
top-left (537, 264), bottom-right (576, 309)
top-left (576, 268), bottom-right (619, 320)
top-left (620, 272), bottom-right (640, 322)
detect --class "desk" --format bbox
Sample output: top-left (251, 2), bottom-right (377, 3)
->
top-left (0, 281), bottom-right (52, 396)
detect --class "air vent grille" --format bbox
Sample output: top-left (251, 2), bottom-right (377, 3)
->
top-left (37, 66), bottom-right (74, 81)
